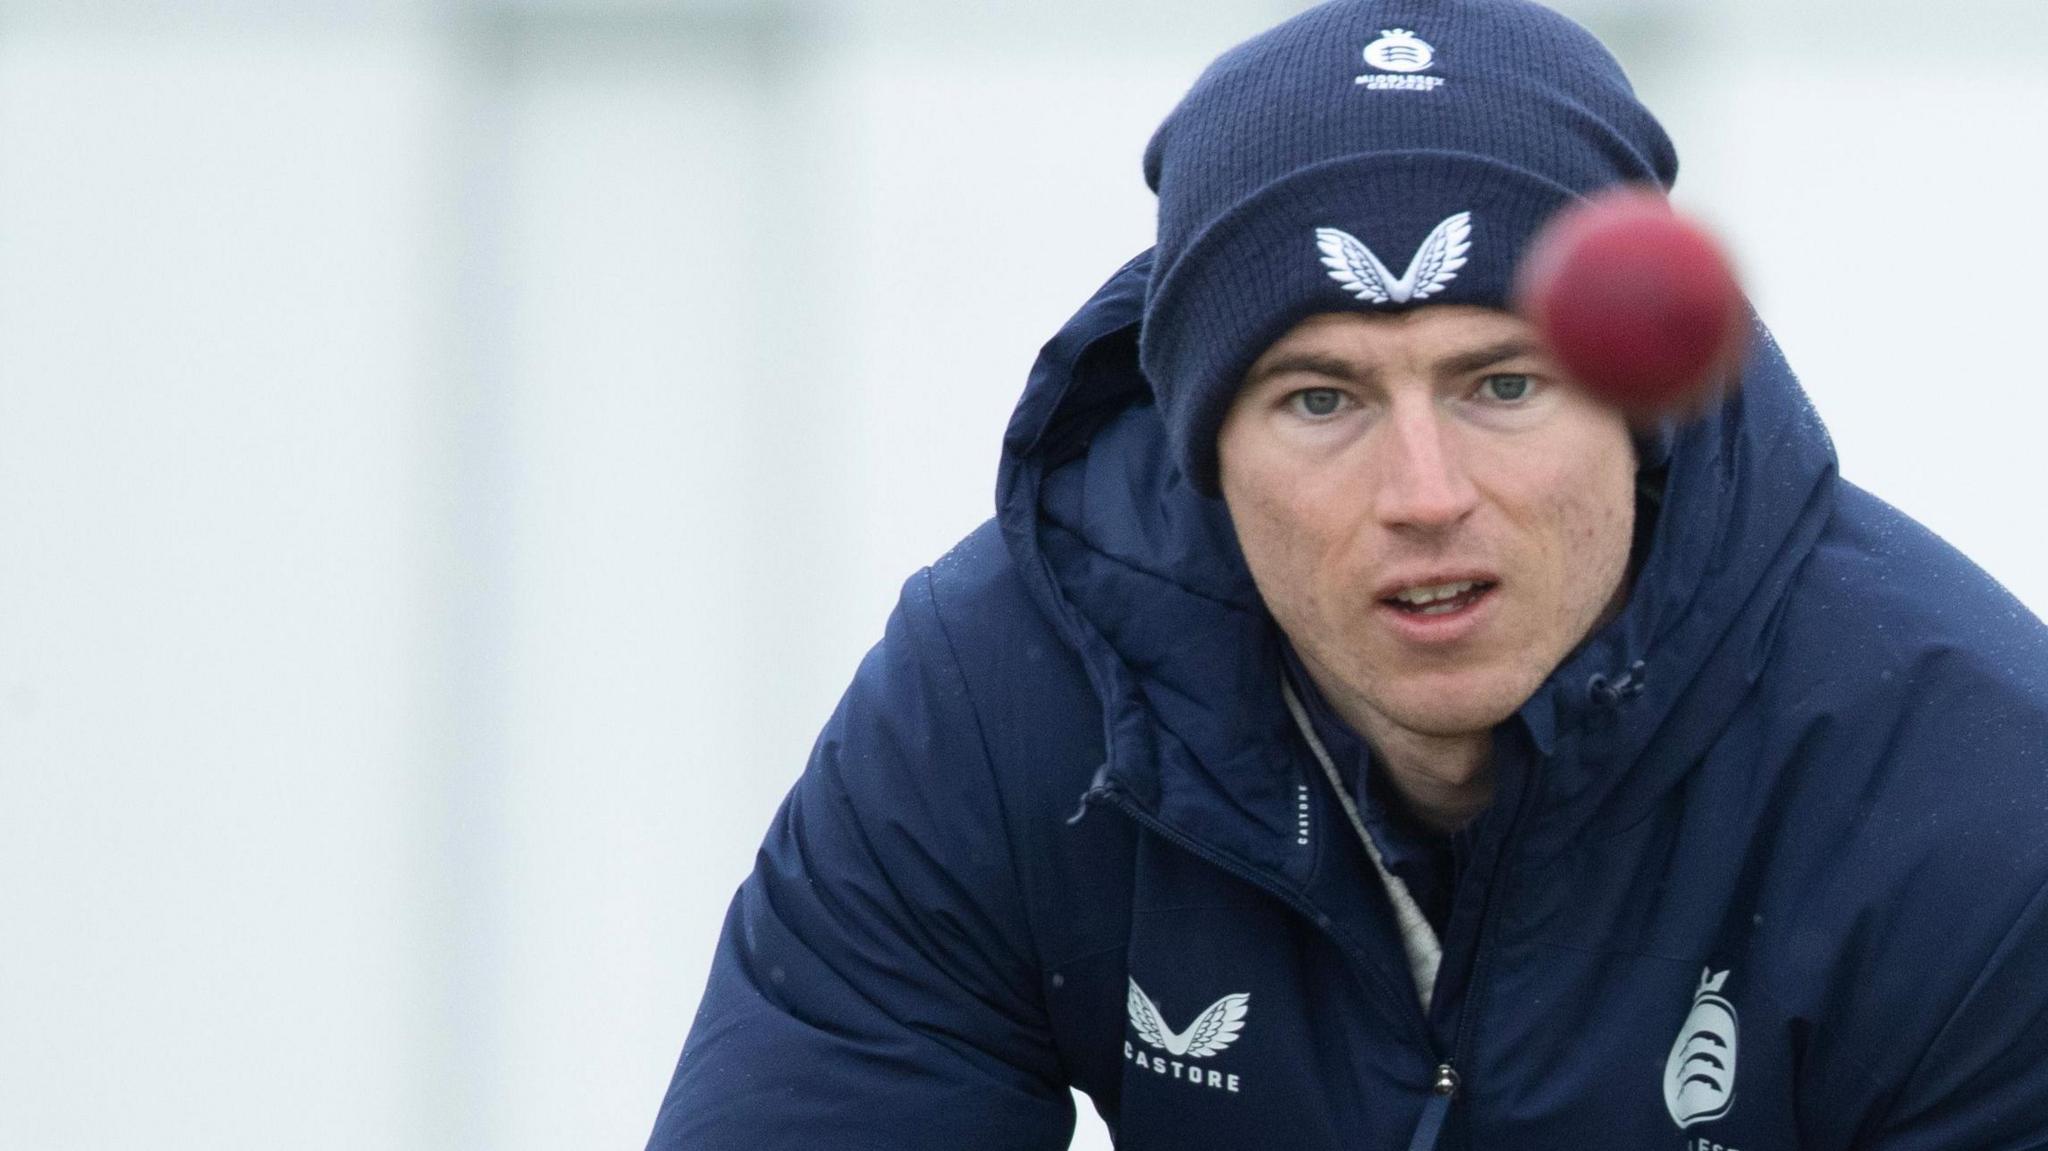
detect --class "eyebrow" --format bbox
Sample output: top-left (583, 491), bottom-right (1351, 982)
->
top-left (1431, 338), bottom-right (1540, 378)
top-left (1244, 351), bottom-right (1376, 390)
top-left (1246, 336), bottom-right (1539, 390)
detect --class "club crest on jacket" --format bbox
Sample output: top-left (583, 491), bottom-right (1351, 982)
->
top-left (1665, 968), bottom-right (1739, 1128)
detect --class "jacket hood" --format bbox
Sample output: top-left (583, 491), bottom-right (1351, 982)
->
top-left (997, 251), bottom-right (1839, 871)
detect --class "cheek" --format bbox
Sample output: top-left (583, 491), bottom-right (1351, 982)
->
top-left (1225, 476), bottom-right (1360, 635)
top-left (1541, 449), bottom-right (1636, 611)
top-left (1557, 477), bottom-right (1630, 549)
top-left (1225, 475), bottom-right (1309, 596)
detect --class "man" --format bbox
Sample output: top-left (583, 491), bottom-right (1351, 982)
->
top-left (650, 1), bottom-right (2048, 1147)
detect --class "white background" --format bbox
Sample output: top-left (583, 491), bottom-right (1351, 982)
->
top-left (1, 1), bottom-right (2044, 1148)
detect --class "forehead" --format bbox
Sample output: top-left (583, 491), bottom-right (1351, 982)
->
top-left (1251, 305), bottom-right (1536, 372)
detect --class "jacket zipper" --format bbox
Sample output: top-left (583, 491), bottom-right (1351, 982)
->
top-left (1280, 679), bottom-right (1466, 1151)
top-left (1437, 744), bottom-right (1550, 1149)
top-left (1087, 786), bottom-right (1443, 1088)
top-left (1407, 1064), bottom-right (1459, 1151)
top-left (1085, 746), bottom-right (1546, 1150)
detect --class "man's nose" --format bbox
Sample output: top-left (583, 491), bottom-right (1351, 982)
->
top-left (1373, 404), bottom-right (1479, 531)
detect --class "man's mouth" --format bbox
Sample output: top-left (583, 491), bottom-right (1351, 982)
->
top-left (1382, 579), bottom-right (1497, 616)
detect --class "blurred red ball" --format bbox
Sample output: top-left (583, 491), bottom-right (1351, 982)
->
top-left (1514, 187), bottom-right (1748, 418)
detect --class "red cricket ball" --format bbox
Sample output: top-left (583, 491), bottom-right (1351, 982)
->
top-left (1513, 186), bottom-right (1748, 418)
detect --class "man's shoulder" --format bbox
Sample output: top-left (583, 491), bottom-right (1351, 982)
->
top-left (905, 518), bottom-right (1139, 966)
top-left (914, 518), bottom-right (1092, 688)
top-left (902, 517), bottom-right (1109, 803)
top-left (1763, 476), bottom-right (2048, 855)
top-left (1786, 479), bottom-right (2048, 713)
top-left (915, 518), bottom-right (1054, 653)
top-left (1715, 484), bottom-right (2048, 1109)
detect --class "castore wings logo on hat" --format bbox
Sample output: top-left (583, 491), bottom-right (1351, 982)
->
top-left (1315, 212), bottom-right (1473, 305)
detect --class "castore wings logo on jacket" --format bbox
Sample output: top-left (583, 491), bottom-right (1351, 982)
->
top-left (1125, 979), bottom-right (1250, 1094)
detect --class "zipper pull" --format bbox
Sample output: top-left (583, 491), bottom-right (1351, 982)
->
top-left (1406, 1064), bottom-right (1459, 1151)
top-left (1065, 763), bottom-right (1115, 825)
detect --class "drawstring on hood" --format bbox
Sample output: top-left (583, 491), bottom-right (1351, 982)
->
top-left (1585, 660), bottom-right (1648, 709)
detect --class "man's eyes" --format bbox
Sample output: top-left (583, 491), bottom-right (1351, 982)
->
top-left (1285, 388), bottom-right (1347, 418)
top-left (1281, 375), bottom-right (1538, 419)
top-left (1478, 373), bottom-right (1535, 403)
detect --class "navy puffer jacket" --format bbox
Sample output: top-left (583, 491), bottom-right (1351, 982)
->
top-left (651, 253), bottom-right (2048, 1149)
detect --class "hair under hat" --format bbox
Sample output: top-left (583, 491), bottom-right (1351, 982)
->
top-left (1140, 0), bottom-right (1679, 493)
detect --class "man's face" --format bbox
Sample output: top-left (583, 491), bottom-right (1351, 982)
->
top-left (1218, 305), bottom-right (1638, 743)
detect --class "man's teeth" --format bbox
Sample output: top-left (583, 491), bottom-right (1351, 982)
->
top-left (1389, 580), bottom-right (1484, 610)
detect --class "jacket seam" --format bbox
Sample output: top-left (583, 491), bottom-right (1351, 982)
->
top-left (1047, 939), bottom-right (1129, 973)
top-left (1867, 868), bottom-right (2048, 1137)
top-left (1040, 519), bottom-right (1259, 615)
top-left (912, 565), bottom-right (1057, 999)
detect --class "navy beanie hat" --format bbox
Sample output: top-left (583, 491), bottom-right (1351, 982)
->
top-left (1141, 0), bottom-right (1680, 493)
